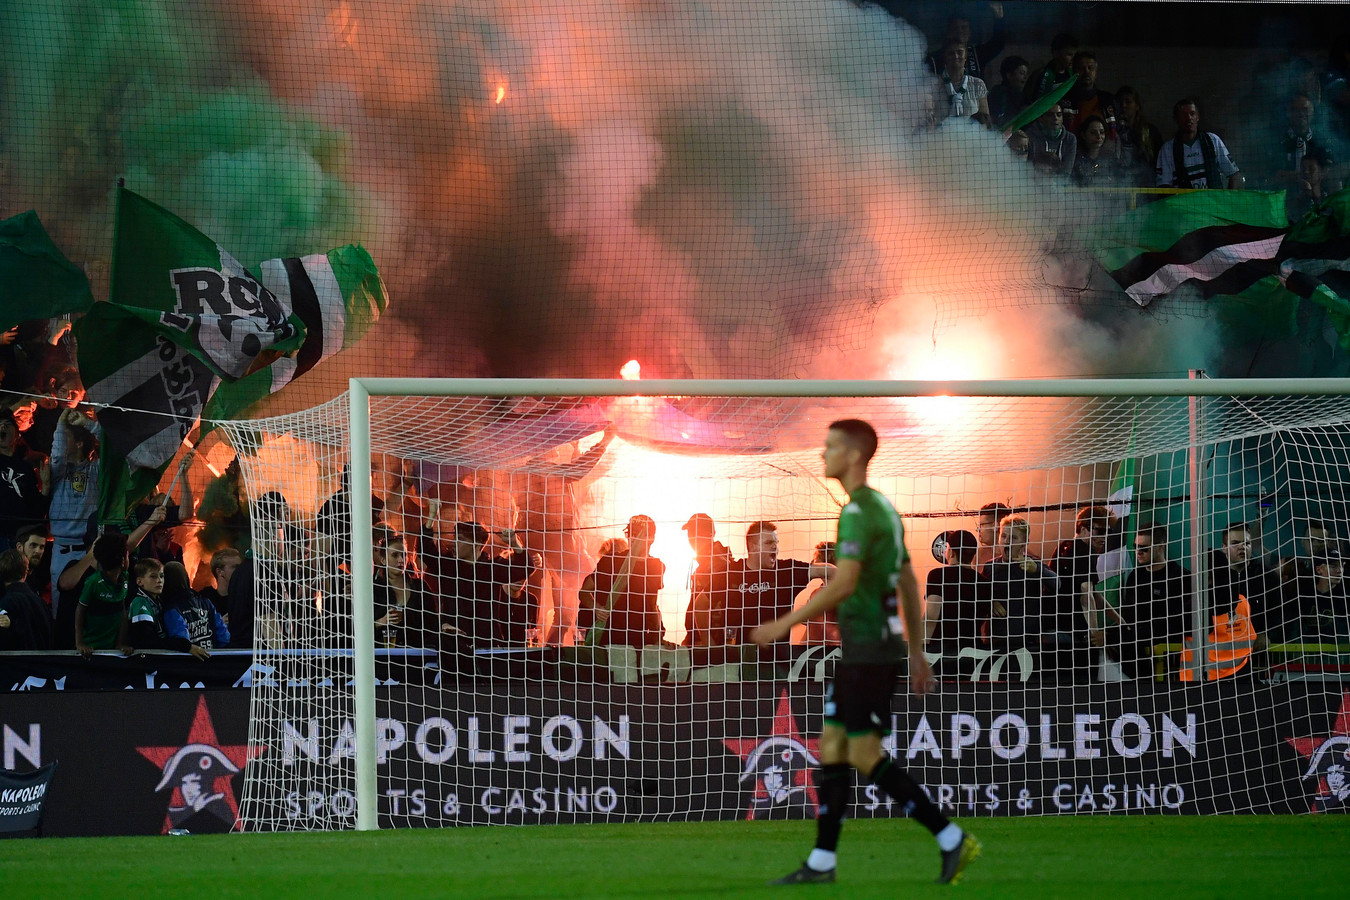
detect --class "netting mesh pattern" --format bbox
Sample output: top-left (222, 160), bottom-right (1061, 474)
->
top-left (221, 387), bottom-right (1350, 829)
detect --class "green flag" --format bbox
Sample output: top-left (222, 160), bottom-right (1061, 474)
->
top-left (110, 187), bottom-right (307, 379)
top-left (202, 243), bottom-right (387, 423)
top-left (1001, 73), bottom-right (1078, 136)
top-left (0, 210), bottom-right (95, 330)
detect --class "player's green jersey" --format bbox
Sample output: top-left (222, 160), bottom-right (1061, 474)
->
top-left (834, 485), bottom-right (909, 664)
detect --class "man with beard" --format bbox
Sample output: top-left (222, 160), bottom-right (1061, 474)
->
top-left (1062, 51), bottom-right (1119, 138)
top-left (1120, 524), bottom-right (1192, 679)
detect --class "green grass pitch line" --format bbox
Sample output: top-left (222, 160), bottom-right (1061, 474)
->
top-left (5, 817), bottom-right (1349, 899)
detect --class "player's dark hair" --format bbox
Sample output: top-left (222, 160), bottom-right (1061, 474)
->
top-left (828, 419), bottom-right (878, 464)
top-left (746, 521), bottom-right (778, 545)
top-left (92, 532), bottom-right (129, 572)
top-left (0, 548), bottom-right (28, 584)
top-left (133, 558), bottom-right (164, 582)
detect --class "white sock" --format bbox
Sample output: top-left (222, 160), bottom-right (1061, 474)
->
top-left (806, 849), bottom-right (837, 872)
top-left (936, 824), bottom-right (963, 852)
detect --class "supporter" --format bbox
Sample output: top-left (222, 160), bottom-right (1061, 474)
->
top-left (1027, 104), bottom-right (1077, 177)
top-left (55, 507), bottom-right (163, 650)
top-left (1156, 98), bottom-right (1243, 190)
top-left (1282, 518), bottom-right (1337, 582)
top-left (15, 521), bottom-right (50, 606)
top-left (1287, 157), bottom-right (1329, 222)
top-left (923, 529), bottom-right (991, 678)
top-left (161, 561), bottom-right (229, 651)
top-left (975, 502), bottom-right (1013, 575)
top-left (985, 514), bottom-right (1055, 658)
top-left (0, 548), bottom-right (52, 650)
top-left (1061, 53), bottom-right (1117, 136)
top-left (23, 365), bottom-right (84, 458)
top-left (198, 458), bottom-right (251, 556)
top-left (132, 453), bottom-right (195, 565)
top-left (315, 465), bottom-right (386, 568)
top-left (1210, 521), bottom-right (1280, 640)
top-left (580, 514), bottom-right (665, 648)
top-left (1073, 116), bottom-right (1119, 186)
top-left (74, 531), bottom-right (133, 656)
top-left (0, 406), bottom-right (48, 546)
top-left (1120, 524), bottom-right (1192, 679)
top-left (1049, 506), bottom-right (1118, 678)
top-left (1006, 130), bottom-right (1031, 164)
top-left (682, 513), bottom-right (734, 647)
top-left (932, 40), bottom-right (990, 127)
top-left (124, 558), bottom-right (209, 658)
top-left (1024, 33), bottom-right (1078, 103)
top-left (231, 491), bottom-right (316, 648)
top-left (490, 549), bottom-right (540, 647)
top-left (1300, 552), bottom-right (1350, 649)
top-left (206, 548), bottom-right (242, 617)
top-left (373, 533), bottom-right (435, 648)
top-left (419, 521), bottom-right (519, 647)
top-left (987, 56), bottom-right (1030, 129)
top-left (48, 408), bottom-right (99, 599)
top-left (578, 537), bottom-right (628, 640)
top-left (1277, 549), bottom-right (1344, 648)
top-left (0, 319), bottom-right (70, 399)
top-left (1265, 93), bottom-right (1337, 197)
top-left (1115, 86), bottom-right (1165, 187)
top-left (925, 3), bottom-right (1006, 83)
top-left (721, 521), bottom-right (833, 665)
top-left (797, 541), bottom-right (841, 646)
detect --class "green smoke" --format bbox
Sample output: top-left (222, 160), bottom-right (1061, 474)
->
top-left (0, 0), bottom-right (373, 281)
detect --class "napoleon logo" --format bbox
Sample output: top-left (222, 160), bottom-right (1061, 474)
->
top-left (722, 692), bottom-right (820, 820)
top-left (161, 250), bottom-right (299, 379)
top-left (1286, 692), bottom-right (1350, 813)
top-left (137, 695), bottom-right (258, 833)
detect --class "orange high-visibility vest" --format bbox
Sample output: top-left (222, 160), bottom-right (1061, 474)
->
top-left (1179, 596), bottom-right (1257, 681)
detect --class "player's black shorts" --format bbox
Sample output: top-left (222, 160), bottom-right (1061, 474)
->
top-left (823, 662), bottom-right (901, 736)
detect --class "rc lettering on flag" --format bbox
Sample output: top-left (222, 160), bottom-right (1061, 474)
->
top-left (109, 188), bottom-right (307, 379)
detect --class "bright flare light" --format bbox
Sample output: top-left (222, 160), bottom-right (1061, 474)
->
top-left (619, 359), bottom-right (642, 380)
top-left (494, 84), bottom-right (507, 104)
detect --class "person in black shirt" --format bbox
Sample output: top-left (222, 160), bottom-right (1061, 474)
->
top-left (985, 515), bottom-right (1056, 660)
top-left (581, 515), bottom-right (665, 648)
top-left (1210, 522), bottom-right (1280, 637)
top-left (682, 513), bottom-right (733, 646)
top-left (161, 561), bottom-right (230, 650)
top-left (923, 530), bottom-right (990, 678)
top-left (0, 548), bottom-right (51, 650)
top-left (0, 407), bottom-right (47, 547)
top-left (1120, 524), bottom-right (1193, 679)
top-left (721, 521), bottom-right (832, 664)
top-left (1049, 506), bottom-right (1118, 678)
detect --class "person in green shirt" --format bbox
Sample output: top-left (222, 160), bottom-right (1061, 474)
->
top-left (74, 531), bottom-right (132, 656)
top-left (752, 419), bottom-right (980, 886)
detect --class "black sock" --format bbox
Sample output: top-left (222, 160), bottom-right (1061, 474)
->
top-left (814, 763), bottom-right (851, 853)
top-left (868, 757), bottom-right (949, 836)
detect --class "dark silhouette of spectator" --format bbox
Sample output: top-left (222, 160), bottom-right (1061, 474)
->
top-left (1115, 86), bottom-right (1163, 186)
top-left (1049, 506), bottom-right (1118, 678)
top-left (1024, 33), bottom-right (1078, 103)
top-left (975, 502), bottom-right (1013, 575)
top-left (581, 515), bottom-right (665, 648)
top-left (1156, 98), bottom-right (1243, 189)
top-left (1299, 551), bottom-right (1350, 649)
top-left (1062, 52), bottom-right (1118, 137)
top-left (926, 3), bottom-right (1007, 82)
top-left (0, 548), bottom-right (52, 650)
top-left (491, 548), bottom-right (540, 646)
top-left (924, 529), bottom-right (991, 678)
top-left (1027, 103), bottom-right (1077, 177)
top-left (683, 513), bottom-right (734, 646)
top-left (797, 541), bottom-right (841, 646)
top-left (206, 548), bottom-right (242, 617)
top-left (0, 406), bottom-right (48, 547)
top-left (1120, 524), bottom-right (1192, 679)
top-left (1210, 522), bottom-right (1279, 641)
top-left (161, 561), bottom-right (229, 650)
top-left (986, 514), bottom-right (1056, 658)
top-left (988, 55), bottom-right (1030, 129)
top-left (75, 531), bottom-right (133, 656)
top-left (1288, 157), bottom-right (1330, 222)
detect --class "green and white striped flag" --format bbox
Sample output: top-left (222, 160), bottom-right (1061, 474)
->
top-left (203, 244), bottom-right (386, 422)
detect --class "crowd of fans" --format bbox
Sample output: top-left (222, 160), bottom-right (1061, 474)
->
top-left (924, 11), bottom-right (1350, 215)
top-left (0, 306), bottom-right (1345, 684)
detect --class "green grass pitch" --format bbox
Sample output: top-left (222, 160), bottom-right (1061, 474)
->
top-left (6, 817), bottom-right (1349, 899)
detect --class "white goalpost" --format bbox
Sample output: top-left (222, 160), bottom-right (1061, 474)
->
top-left (218, 378), bottom-right (1350, 831)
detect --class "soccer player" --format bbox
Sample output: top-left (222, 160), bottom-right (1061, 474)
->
top-left (750, 419), bottom-right (980, 885)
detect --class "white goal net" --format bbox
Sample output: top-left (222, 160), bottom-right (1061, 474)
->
top-left (217, 378), bottom-right (1350, 830)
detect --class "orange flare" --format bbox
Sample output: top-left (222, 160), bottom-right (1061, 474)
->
top-left (620, 359), bottom-right (642, 380)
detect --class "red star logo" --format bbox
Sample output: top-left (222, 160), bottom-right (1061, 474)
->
top-left (723, 692), bottom-right (820, 820)
top-left (1285, 691), bottom-right (1350, 813)
top-left (136, 696), bottom-right (262, 833)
